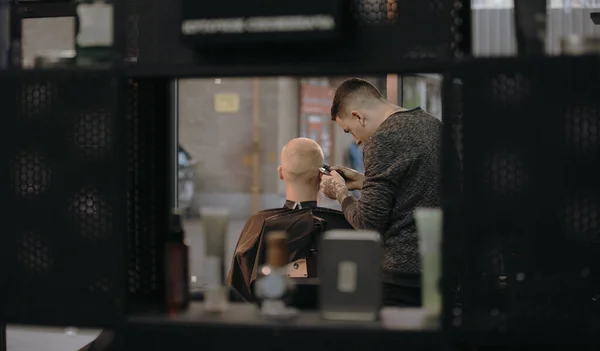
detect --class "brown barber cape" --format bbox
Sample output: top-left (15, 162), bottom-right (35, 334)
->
top-left (226, 201), bottom-right (353, 302)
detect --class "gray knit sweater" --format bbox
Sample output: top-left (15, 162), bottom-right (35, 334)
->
top-left (341, 107), bottom-right (442, 281)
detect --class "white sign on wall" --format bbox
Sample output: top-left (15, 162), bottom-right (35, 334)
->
top-left (214, 93), bottom-right (240, 113)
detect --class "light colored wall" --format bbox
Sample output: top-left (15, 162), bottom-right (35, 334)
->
top-left (21, 17), bottom-right (74, 67)
top-left (178, 77), bottom-right (300, 218)
top-left (276, 78), bottom-right (300, 194)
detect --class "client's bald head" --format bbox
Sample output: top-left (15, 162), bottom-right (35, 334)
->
top-left (278, 138), bottom-right (324, 185)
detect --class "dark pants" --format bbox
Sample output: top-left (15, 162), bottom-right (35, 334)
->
top-left (382, 271), bottom-right (422, 307)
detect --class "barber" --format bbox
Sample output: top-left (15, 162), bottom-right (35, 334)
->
top-left (320, 78), bottom-right (442, 307)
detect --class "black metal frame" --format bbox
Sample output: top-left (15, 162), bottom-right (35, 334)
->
top-left (455, 0), bottom-right (471, 57)
top-left (0, 323), bottom-right (5, 351)
top-left (123, 59), bottom-right (450, 79)
top-left (123, 77), bottom-right (172, 315)
top-left (0, 69), bottom-right (128, 327)
top-left (397, 74), bottom-right (404, 105)
top-left (13, 1), bottom-right (600, 350)
top-left (8, 2), bottom-right (21, 68)
top-left (445, 55), bottom-right (600, 346)
top-left (112, 0), bottom-right (471, 70)
top-left (441, 71), bottom-right (463, 335)
top-left (13, 0), bottom-right (75, 19)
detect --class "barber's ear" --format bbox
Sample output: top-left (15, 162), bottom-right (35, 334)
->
top-left (352, 111), bottom-right (366, 126)
top-left (278, 165), bottom-right (284, 180)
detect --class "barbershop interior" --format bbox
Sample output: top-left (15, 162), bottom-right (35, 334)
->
top-left (1, 0), bottom-right (600, 350)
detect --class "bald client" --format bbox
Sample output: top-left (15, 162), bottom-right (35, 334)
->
top-left (227, 138), bottom-right (353, 301)
top-left (278, 137), bottom-right (324, 203)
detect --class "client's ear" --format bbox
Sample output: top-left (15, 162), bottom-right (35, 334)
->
top-left (278, 165), bottom-right (284, 180)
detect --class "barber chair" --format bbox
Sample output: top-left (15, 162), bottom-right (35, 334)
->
top-left (284, 228), bottom-right (320, 310)
top-left (290, 278), bottom-right (319, 310)
top-left (227, 205), bottom-right (353, 306)
top-left (266, 208), bottom-right (352, 310)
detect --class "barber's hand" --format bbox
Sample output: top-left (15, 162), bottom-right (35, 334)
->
top-left (320, 171), bottom-right (349, 203)
top-left (329, 166), bottom-right (365, 191)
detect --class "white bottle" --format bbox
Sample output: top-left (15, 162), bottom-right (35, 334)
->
top-left (75, 0), bottom-right (114, 66)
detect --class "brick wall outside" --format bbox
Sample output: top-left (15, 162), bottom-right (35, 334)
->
top-left (179, 77), bottom-right (309, 217)
top-left (178, 78), bottom-right (288, 195)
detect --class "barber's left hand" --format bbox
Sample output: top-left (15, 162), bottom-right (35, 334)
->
top-left (320, 170), bottom-right (349, 202)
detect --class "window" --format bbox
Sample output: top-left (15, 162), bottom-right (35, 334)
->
top-left (401, 74), bottom-right (443, 120)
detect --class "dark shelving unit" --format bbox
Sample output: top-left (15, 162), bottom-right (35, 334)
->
top-left (2, 1), bottom-right (600, 350)
top-left (118, 303), bottom-right (445, 351)
top-left (13, 0), bottom-right (76, 19)
top-left (122, 58), bottom-right (451, 79)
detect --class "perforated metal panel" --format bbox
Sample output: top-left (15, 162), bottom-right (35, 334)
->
top-left (352, 0), bottom-right (449, 25)
top-left (0, 71), bottom-right (125, 326)
top-left (352, 0), bottom-right (389, 25)
top-left (0, 73), bottom-right (171, 326)
top-left (349, 0), bottom-right (468, 58)
top-left (124, 78), bottom-right (170, 313)
top-left (445, 56), bottom-right (600, 336)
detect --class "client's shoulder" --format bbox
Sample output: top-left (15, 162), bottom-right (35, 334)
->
top-left (247, 208), bottom-right (289, 223)
top-left (257, 207), bottom-right (289, 215)
top-left (236, 208), bottom-right (290, 253)
top-left (313, 206), bottom-right (344, 216)
top-left (314, 207), bottom-right (354, 230)
top-left (248, 206), bottom-right (351, 223)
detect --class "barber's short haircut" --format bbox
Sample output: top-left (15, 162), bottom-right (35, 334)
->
top-left (280, 138), bottom-right (324, 183)
top-left (330, 78), bottom-right (383, 121)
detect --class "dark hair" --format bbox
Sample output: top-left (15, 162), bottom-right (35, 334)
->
top-left (330, 78), bottom-right (383, 121)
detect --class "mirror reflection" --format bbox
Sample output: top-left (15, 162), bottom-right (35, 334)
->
top-left (4, 0), bottom-right (600, 349)
top-left (176, 75), bottom-right (443, 316)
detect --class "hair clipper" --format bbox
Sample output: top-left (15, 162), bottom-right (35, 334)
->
top-left (319, 164), bottom-right (349, 180)
top-left (319, 164), bottom-right (332, 176)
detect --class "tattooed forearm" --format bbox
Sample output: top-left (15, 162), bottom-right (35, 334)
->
top-left (321, 177), bottom-right (349, 204)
